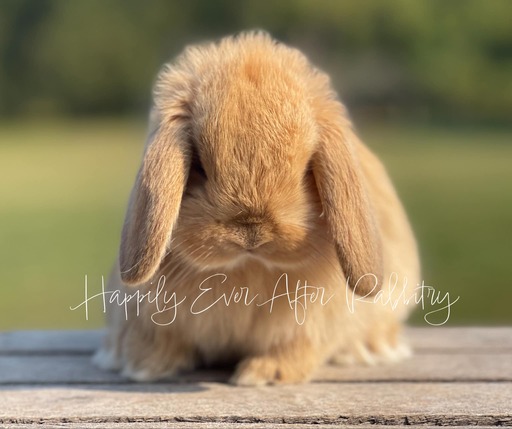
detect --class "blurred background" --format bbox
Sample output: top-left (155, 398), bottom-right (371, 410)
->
top-left (1, 0), bottom-right (511, 329)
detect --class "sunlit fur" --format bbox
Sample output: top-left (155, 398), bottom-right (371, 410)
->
top-left (94, 32), bottom-right (420, 385)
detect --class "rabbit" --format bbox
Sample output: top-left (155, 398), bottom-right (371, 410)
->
top-left (92, 31), bottom-right (420, 386)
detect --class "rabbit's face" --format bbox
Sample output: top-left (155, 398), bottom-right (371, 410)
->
top-left (171, 69), bottom-right (326, 270)
top-left (120, 33), bottom-right (382, 295)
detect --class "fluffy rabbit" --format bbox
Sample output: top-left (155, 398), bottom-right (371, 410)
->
top-left (93, 32), bottom-right (420, 385)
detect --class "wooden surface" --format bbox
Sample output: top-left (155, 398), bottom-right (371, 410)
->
top-left (0, 327), bottom-right (511, 428)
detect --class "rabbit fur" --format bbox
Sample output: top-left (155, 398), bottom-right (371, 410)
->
top-left (93, 32), bottom-right (420, 386)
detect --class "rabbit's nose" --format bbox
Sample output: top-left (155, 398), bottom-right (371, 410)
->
top-left (244, 231), bottom-right (265, 250)
top-left (242, 225), bottom-right (270, 250)
top-left (230, 221), bottom-right (271, 250)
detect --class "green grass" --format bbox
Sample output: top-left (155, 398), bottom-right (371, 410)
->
top-left (0, 119), bottom-right (511, 329)
top-left (359, 124), bottom-right (512, 325)
top-left (0, 119), bottom-right (144, 329)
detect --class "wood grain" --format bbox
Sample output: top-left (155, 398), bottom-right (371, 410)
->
top-left (0, 328), bottom-right (511, 427)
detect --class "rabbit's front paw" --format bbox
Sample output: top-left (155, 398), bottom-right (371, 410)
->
top-left (92, 346), bottom-right (121, 371)
top-left (120, 352), bottom-right (193, 382)
top-left (330, 321), bottom-right (412, 367)
top-left (230, 339), bottom-right (323, 387)
top-left (119, 347), bottom-right (195, 382)
top-left (331, 338), bottom-right (411, 366)
top-left (230, 356), bottom-right (308, 386)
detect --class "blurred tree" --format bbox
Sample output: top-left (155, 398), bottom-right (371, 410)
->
top-left (0, 0), bottom-right (510, 122)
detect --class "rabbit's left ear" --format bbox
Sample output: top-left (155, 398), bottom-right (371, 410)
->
top-left (312, 98), bottom-right (383, 296)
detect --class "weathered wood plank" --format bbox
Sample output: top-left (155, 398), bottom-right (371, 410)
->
top-left (0, 383), bottom-right (510, 426)
top-left (1, 328), bottom-right (510, 427)
top-left (1, 327), bottom-right (512, 355)
top-left (407, 327), bottom-right (512, 352)
top-left (0, 330), bottom-right (103, 355)
top-left (0, 353), bottom-right (511, 384)
top-left (2, 421), bottom-right (508, 429)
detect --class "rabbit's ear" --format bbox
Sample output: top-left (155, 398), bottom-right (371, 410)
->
top-left (312, 99), bottom-right (383, 296)
top-left (119, 120), bottom-right (190, 286)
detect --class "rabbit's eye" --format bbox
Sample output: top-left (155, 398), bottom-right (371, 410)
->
top-left (304, 160), bottom-right (314, 178)
top-left (191, 149), bottom-right (207, 180)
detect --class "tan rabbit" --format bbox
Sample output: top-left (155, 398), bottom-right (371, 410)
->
top-left (93, 31), bottom-right (420, 385)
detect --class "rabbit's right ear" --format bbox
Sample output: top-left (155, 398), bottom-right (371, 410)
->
top-left (119, 118), bottom-right (191, 286)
